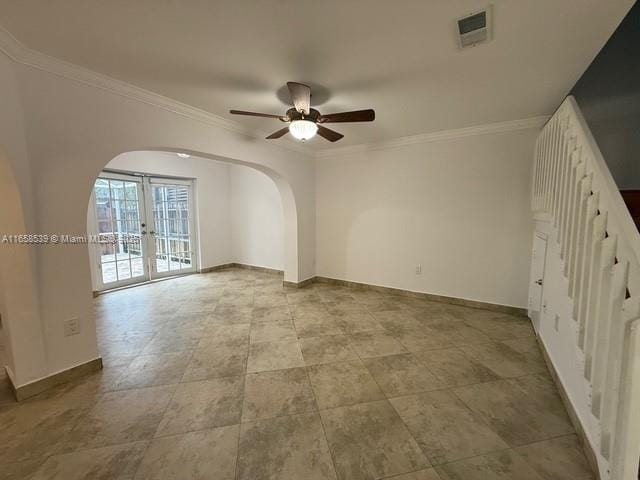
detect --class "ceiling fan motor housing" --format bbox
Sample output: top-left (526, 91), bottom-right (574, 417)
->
top-left (285, 107), bottom-right (321, 123)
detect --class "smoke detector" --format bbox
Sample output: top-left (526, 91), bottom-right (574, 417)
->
top-left (457, 6), bottom-right (493, 48)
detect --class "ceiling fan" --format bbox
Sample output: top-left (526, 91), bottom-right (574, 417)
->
top-left (230, 82), bottom-right (375, 142)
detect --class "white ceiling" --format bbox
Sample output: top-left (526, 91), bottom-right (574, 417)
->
top-left (0, 0), bottom-right (634, 149)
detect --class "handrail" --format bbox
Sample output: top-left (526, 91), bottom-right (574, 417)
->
top-left (532, 95), bottom-right (640, 480)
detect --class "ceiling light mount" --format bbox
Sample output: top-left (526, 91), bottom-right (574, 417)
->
top-left (230, 82), bottom-right (375, 143)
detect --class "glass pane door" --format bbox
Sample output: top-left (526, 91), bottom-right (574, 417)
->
top-left (93, 176), bottom-right (148, 288)
top-left (148, 180), bottom-right (196, 278)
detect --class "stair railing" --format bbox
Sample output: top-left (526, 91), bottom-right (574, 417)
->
top-left (532, 95), bottom-right (640, 480)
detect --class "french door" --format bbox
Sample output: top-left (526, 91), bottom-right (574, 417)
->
top-left (91, 173), bottom-right (197, 290)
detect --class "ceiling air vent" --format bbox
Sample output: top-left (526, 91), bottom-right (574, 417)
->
top-left (457, 6), bottom-right (492, 48)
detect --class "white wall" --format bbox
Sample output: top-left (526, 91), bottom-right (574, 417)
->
top-left (230, 165), bottom-right (284, 271)
top-left (0, 51), bottom-right (48, 385)
top-left (316, 128), bottom-right (538, 308)
top-left (0, 46), bottom-right (315, 387)
top-left (105, 151), bottom-right (233, 270)
top-left (87, 152), bottom-right (286, 290)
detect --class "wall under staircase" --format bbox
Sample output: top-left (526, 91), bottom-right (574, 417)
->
top-left (530, 96), bottom-right (640, 480)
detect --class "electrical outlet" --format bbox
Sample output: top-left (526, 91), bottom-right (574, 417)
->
top-left (64, 317), bottom-right (81, 337)
top-left (415, 264), bottom-right (422, 275)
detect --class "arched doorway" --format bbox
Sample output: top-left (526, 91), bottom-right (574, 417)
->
top-left (86, 149), bottom-right (298, 291)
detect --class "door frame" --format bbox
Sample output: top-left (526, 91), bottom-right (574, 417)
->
top-left (144, 176), bottom-right (198, 280)
top-left (89, 171), bottom-right (199, 292)
top-left (528, 231), bottom-right (548, 331)
top-left (90, 172), bottom-right (150, 291)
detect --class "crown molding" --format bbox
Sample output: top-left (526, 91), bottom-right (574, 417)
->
top-left (0, 26), bottom-right (313, 156)
top-left (0, 25), bottom-right (549, 160)
top-left (315, 115), bottom-right (550, 158)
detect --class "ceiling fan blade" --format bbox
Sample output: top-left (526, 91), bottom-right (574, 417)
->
top-left (317, 125), bottom-right (344, 142)
top-left (266, 127), bottom-right (290, 139)
top-left (287, 82), bottom-right (311, 115)
top-left (230, 110), bottom-right (286, 120)
top-left (319, 109), bottom-right (375, 123)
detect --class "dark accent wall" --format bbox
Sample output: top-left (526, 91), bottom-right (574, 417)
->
top-left (571, 1), bottom-right (640, 189)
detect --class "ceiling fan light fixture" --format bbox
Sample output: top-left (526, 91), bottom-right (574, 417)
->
top-left (289, 119), bottom-right (317, 141)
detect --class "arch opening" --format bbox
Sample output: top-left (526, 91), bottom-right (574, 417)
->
top-left (85, 149), bottom-right (300, 293)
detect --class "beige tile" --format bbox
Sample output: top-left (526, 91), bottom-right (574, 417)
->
top-left (373, 310), bottom-right (426, 333)
top-left (250, 319), bottom-right (297, 343)
top-left (364, 298), bottom-right (409, 312)
top-left (156, 376), bottom-right (243, 437)
top-left (199, 323), bottom-right (249, 347)
top-left (463, 341), bottom-right (546, 378)
top-left (294, 315), bottom-right (344, 338)
top-left (211, 305), bottom-right (253, 325)
top-left (363, 354), bottom-right (447, 397)
top-left (158, 312), bottom-right (210, 330)
top-left (98, 332), bottom-right (156, 357)
top-left (427, 321), bottom-right (492, 345)
top-left (135, 425), bottom-right (239, 480)
top-left (286, 290), bottom-right (323, 305)
top-left (66, 384), bottom-right (176, 450)
top-left (0, 458), bottom-right (47, 480)
top-left (414, 348), bottom-right (499, 387)
top-left (300, 334), bottom-right (360, 365)
top-left (0, 395), bottom-right (87, 463)
top-left (254, 293), bottom-right (289, 308)
top-left (320, 292), bottom-right (358, 303)
top-left (290, 303), bottom-right (328, 317)
top-left (381, 469), bottom-right (442, 480)
top-left (218, 292), bottom-right (254, 307)
top-left (454, 378), bottom-right (574, 446)
top-left (307, 360), bottom-right (385, 409)
top-left (390, 329), bottom-right (453, 352)
top-left (182, 341), bottom-right (248, 381)
top-left (237, 413), bottom-right (336, 480)
top-left (513, 435), bottom-right (595, 480)
top-left (511, 374), bottom-right (574, 419)
top-left (116, 351), bottom-right (192, 389)
top-left (325, 301), bottom-right (369, 316)
top-left (242, 367), bottom-right (317, 421)
top-left (436, 449), bottom-right (544, 480)
top-left (462, 312), bottom-right (534, 341)
top-left (502, 337), bottom-right (547, 370)
top-left (348, 331), bottom-right (408, 358)
top-left (390, 390), bottom-right (508, 465)
top-left (141, 328), bottom-right (203, 354)
top-left (409, 303), bottom-right (460, 324)
top-left (41, 269), bottom-right (584, 480)
top-left (247, 340), bottom-right (305, 372)
top-left (333, 312), bottom-right (386, 333)
top-left (31, 441), bottom-right (147, 480)
top-left (320, 400), bottom-right (430, 480)
top-left (252, 305), bottom-right (291, 323)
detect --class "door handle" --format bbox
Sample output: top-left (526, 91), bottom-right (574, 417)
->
top-left (535, 279), bottom-right (543, 286)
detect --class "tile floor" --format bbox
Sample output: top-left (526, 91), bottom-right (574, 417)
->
top-left (0, 268), bottom-right (595, 479)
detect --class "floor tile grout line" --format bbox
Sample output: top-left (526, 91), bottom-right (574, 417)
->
top-left (84, 269), bottom-right (562, 478)
top-left (289, 308), bottom-right (341, 480)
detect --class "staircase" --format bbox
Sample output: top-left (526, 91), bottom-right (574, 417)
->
top-left (531, 96), bottom-right (640, 480)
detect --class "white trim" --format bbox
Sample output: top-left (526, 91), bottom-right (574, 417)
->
top-left (0, 26), bottom-right (311, 156)
top-left (315, 115), bottom-right (550, 158)
top-left (0, 24), bottom-right (550, 159)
